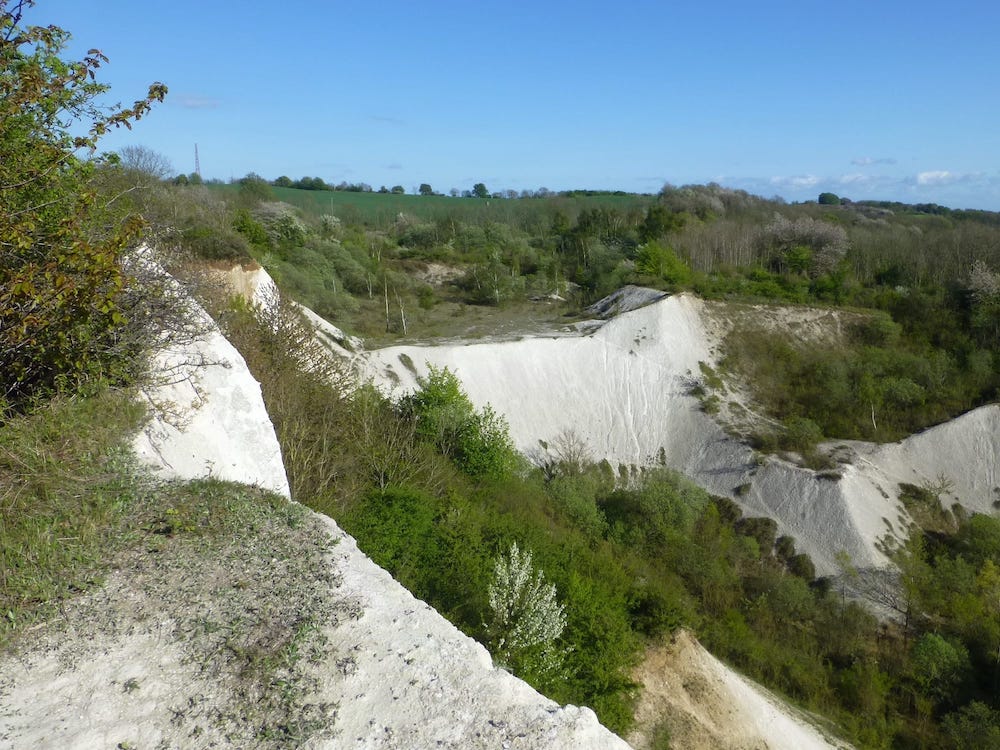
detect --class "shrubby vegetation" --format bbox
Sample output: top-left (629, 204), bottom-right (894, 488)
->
top-left (224, 299), bottom-right (1000, 746)
top-left (46, 137), bottom-right (993, 740)
top-left (0, 0), bottom-right (166, 411)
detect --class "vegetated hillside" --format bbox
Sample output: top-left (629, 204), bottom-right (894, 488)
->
top-left (1, 266), bottom-right (633, 750)
top-left (123, 174), bottom-right (998, 748)
top-left (359, 289), bottom-right (1000, 579)
top-left (233, 278), bottom-right (1000, 749)
top-left (149, 177), bottom-right (999, 447)
top-left (6, 4), bottom-right (997, 745)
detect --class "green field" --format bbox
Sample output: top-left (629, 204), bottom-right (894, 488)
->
top-left (208, 183), bottom-right (656, 229)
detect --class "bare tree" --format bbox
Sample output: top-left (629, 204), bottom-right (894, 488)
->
top-left (118, 144), bottom-right (174, 181)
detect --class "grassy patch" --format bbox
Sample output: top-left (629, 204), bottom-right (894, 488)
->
top-left (0, 388), bottom-right (145, 642)
top-left (898, 482), bottom-right (956, 533)
top-left (0, 385), bottom-right (340, 746)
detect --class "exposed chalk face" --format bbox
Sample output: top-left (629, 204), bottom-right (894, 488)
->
top-left (131, 283), bottom-right (291, 498)
top-left (630, 630), bottom-right (850, 750)
top-left (362, 292), bottom-right (1000, 576)
top-left (59, 265), bottom-right (628, 750)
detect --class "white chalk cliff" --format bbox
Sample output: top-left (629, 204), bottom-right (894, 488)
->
top-left (362, 290), bottom-right (1000, 576)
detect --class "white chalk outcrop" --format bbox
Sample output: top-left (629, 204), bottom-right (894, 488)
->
top-left (130, 270), bottom-right (290, 497)
top-left (362, 291), bottom-right (1000, 575)
top-left (319, 516), bottom-right (632, 749)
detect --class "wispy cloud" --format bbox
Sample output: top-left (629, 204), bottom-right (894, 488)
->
top-left (914, 169), bottom-right (989, 186)
top-left (731, 170), bottom-right (994, 204)
top-left (916, 170), bottom-right (949, 186)
top-left (851, 156), bottom-right (896, 166)
top-left (385, 162), bottom-right (404, 170)
top-left (176, 95), bottom-right (220, 110)
top-left (770, 174), bottom-right (820, 189)
top-left (369, 114), bottom-right (406, 126)
top-left (837, 173), bottom-right (873, 185)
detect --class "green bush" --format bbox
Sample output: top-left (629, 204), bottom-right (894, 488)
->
top-left (780, 416), bottom-right (824, 454)
top-left (0, 4), bottom-right (165, 409)
top-left (401, 366), bottom-right (518, 480)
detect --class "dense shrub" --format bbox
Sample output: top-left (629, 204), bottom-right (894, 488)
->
top-left (0, 4), bottom-right (165, 409)
top-left (400, 365), bottom-right (518, 480)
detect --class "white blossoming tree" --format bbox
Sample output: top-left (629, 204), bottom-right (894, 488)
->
top-left (486, 542), bottom-right (567, 682)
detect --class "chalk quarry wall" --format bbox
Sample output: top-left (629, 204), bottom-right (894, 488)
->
top-left (363, 291), bottom-right (1000, 576)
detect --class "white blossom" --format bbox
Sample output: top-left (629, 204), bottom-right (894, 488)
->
top-left (486, 542), bottom-right (566, 675)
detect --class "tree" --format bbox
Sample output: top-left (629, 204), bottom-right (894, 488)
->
top-left (401, 365), bottom-right (517, 480)
top-left (486, 542), bottom-right (566, 679)
top-left (639, 204), bottom-right (685, 242)
top-left (635, 242), bottom-right (691, 285)
top-left (237, 171), bottom-right (274, 204)
top-left (418, 183), bottom-right (434, 196)
top-left (273, 175), bottom-right (292, 188)
top-left (818, 192), bottom-right (841, 205)
top-left (0, 0), bottom-right (166, 409)
top-left (117, 144), bottom-right (172, 181)
top-left (390, 184), bottom-right (405, 194)
top-left (472, 182), bottom-right (489, 199)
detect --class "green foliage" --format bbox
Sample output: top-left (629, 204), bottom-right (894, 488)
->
top-left (401, 366), bottom-right (517, 480)
top-left (909, 633), bottom-right (970, 703)
top-left (639, 204), bottom-right (686, 242)
top-left (634, 242), bottom-right (692, 286)
top-left (0, 2), bottom-right (166, 408)
top-left (599, 468), bottom-right (709, 555)
top-left (232, 209), bottom-right (270, 251)
top-left (185, 169), bottom-right (1000, 746)
top-left (722, 311), bottom-right (995, 443)
top-left (943, 702), bottom-right (1000, 749)
top-left (780, 416), bottom-right (824, 455)
top-left (238, 172), bottom-right (274, 204)
top-left (0, 388), bottom-right (144, 643)
top-left (182, 224), bottom-right (252, 261)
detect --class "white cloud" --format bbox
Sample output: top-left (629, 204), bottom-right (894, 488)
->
top-left (724, 169), bottom-right (1000, 210)
top-left (838, 173), bottom-right (871, 185)
top-left (916, 170), bottom-right (954, 186)
top-left (770, 174), bottom-right (820, 188)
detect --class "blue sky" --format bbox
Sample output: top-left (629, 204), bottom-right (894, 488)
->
top-left (28, 0), bottom-right (1000, 209)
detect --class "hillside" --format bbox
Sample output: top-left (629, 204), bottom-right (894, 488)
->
top-left (4, 5), bottom-right (999, 744)
top-left (360, 289), bottom-right (1000, 576)
top-left (0, 269), bottom-right (858, 749)
top-left (0, 272), bottom-right (632, 750)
